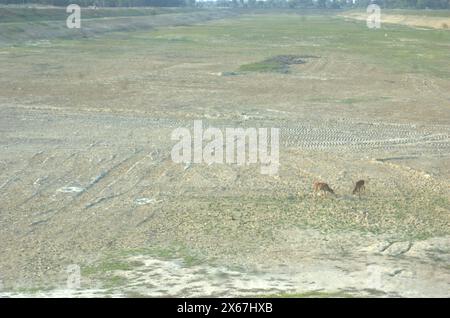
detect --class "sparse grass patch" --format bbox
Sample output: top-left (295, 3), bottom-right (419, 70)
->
top-left (239, 59), bottom-right (287, 73)
top-left (81, 258), bottom-right (144, 291)
top-left (117, 244), bottom-right (206, 267)
top-left (259, 290), bottom-right (354, 298)
top-left (7, 285), bottom-right (54, 294)
top-left (124, 291), bottom-right (150, 298)
top-left (0, 7), bottom-right (184, 24)
top-left (103, 275), bottom-right (129, 289)
top-left (239, 55), bottom-right (310, 73)
top-left (79, 243), bottom-right (207, 291)
top-left (202, 191), bottom-right (450, 241)
top-left (82, 259), bottom-right (143, 276)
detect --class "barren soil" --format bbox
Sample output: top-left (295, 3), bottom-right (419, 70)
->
top-left (341, 10), bottom-right (450, 29)
top-left (0, 10), bottom-right (449, 297)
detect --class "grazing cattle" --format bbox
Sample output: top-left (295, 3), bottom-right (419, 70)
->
top-left (352, 180), bottom-right (366, 197)
top-left (313, 181), bottom-right (335, 196)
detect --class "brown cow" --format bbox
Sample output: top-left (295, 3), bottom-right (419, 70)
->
top-left (352, 180), bottom-right (366, 197)
top-left (313, 181), bottom-right (335, 196)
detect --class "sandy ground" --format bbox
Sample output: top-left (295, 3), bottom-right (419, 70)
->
top-left (1, 233), bottom-right (449, 297)
top-left (341, 11), bottom-right (450, 30)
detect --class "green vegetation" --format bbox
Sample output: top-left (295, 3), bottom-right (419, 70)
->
top-left (82, 259), bottom-right (144, 276)
top-left (81, 258), bottom-right (142, 290)
top-left (6, 285), bottom-right (54, 294)
top-left (239, 55), bottom-right (311, 73)
top-left (116, 244), bottom-right (206, 267)
top-left (0, 0), bottom-right (186, 7)
top-left (82, 245), bottom-right (205, 275)
top-left (102, 275), bottom-right (129, 289)
top-left (239, 59), bottom-right (288, 73)
top-left (1, 0), bottom-right (449, 10)
top-left (143, 14), bottom-right (450, 78)
top-left (0, 6), bottom-right (181, 23)
top-left (80, 244), bottom-right (205, 290)
top-left (2, 8), bottom-right (449, 80)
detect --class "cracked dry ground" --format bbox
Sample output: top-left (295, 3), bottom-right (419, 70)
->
top-left (0, 106), bottom-right (449, 297)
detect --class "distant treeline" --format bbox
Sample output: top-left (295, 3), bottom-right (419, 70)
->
top-left (0, 0), bottom-right (449, 9)
top-left (216, 0), bottom-right (450, 10)
top-left (0, 0), bottom-right (186, 6)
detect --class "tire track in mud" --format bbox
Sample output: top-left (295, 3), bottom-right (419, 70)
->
top-left (0, 150), bottom-right (51, 197)
top-left (55, 150), bottom-right (148, 211)
top-left (14, 148), bottom-right (97, 209)
top-left (2, 110), bottom-right (450, 211)
top-left (7, 149), bottom-right (153, 234)
top-left (280, 121), bottom-right (450, 154)
top-left (3, 106), bottom-right (449, 155)
top-left (8, 144), bottom-right (121, 211)
top-left (16, 149), bottom-right (162, 241)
